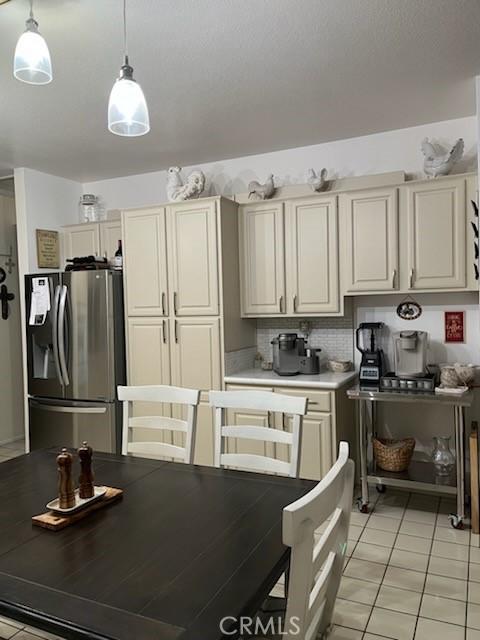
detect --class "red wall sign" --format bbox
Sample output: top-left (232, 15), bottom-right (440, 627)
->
top-left (445, 311), bottom-right (465, 343)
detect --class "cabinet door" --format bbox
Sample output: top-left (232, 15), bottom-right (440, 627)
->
top-left (122, 209), bottom-right (168, 316)
top-left (287, 197), bottom-right (339, 313)
top-left (341, 188), bottom-right (399, 292)
top-left (280, 413), bottom-right (333, 481)
top-left (63, 224), bottom-right (100, 260)
top-left (127, 318), bottom-right (171, 440)
top-left (239, 202), bottom-right (286, 315)
top-left (168, 201), bottom-right (219, 316)
top-left (405, 178), bottom-right (466, 289)
top-left (100, 221), bottom-right (122, 260)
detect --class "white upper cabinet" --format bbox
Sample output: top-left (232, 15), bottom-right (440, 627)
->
top-left (287, 196), bottom-right (339, 313)
top-left (167, 201), bottom-right (219, 316)
top-left (404, 177), bottom-right (466, 290)
top-left (341, 188), bottom-right (399, 292)
top-left (63, 223), bottom-right (100, 260)
top-left (239, 202), bottom-right (286, 315)
top-left (100, 220), bottom-right (122, 260)
top-left (122, 208), bottom-right (168, 316)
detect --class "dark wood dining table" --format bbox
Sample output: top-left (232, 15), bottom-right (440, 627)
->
top-left (0, 449), bottom-right (315, 640)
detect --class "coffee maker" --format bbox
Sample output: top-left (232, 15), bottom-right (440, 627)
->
top-left (271, 333), bottom-right (320, 376)
top-left (393, 330), bottom-right (428, 377)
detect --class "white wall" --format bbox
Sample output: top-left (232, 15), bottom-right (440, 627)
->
top-left (83, 116), bottom-right (477, 210)
top-left (14, 168), bottom-right (82, 274)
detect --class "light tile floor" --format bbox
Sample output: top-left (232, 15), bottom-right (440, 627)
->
top-left (332, 488), bottom-right (480, 640)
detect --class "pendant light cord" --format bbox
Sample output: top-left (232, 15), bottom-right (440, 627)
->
top-left (29, 0), bottom-right (34, 20)
top-left (123, 0), bottom-right (129, 64)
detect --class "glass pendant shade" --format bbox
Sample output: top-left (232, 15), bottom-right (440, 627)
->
top-left (108, 60), bottom-right (150, 136)
top-left (14, 18), bottom-right (52, 85)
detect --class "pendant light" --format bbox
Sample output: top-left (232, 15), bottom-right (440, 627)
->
top-left (108, 0), bottom-right (150, 137)
top-left (13, 0), bottom-right (52, 85)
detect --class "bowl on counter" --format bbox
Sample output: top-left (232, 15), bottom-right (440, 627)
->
top-left (327, 359), bottom-right (353, 373)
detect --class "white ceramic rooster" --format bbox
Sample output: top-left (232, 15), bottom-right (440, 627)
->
top-left (248, 174), bottom-right (275, 200)
top-left (166, 166), bottom-right (206, 202)
top-left (421, 138), bottom-right (464, 178)
top-left (306, 168), bottom-right (328, 192)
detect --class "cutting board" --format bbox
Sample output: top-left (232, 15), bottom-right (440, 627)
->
top-left (32, 487), bottom-right (123, 531)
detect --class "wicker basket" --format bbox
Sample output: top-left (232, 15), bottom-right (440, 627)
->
top-left (373, 437), bottom-right (415, 473)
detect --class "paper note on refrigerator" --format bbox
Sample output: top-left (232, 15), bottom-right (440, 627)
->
top-left (29, 277), bottom-right (51, 326)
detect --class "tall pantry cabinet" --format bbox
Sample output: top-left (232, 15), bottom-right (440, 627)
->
top-left (122, 197), bottom-right (255, 465)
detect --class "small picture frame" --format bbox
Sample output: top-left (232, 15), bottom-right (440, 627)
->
top-left (445, 311), bottom-right (465, 343)
top-left (36, 229), bottom-right (59, 269)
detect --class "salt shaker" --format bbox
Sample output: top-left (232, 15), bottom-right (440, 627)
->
top-left (78, 441), bottom-right (94, 499)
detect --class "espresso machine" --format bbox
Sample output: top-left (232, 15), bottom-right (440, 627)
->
top-left (271, 333), bottom-right (320, 376)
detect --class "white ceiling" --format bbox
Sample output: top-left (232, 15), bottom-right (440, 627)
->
top-left (0, 0), bottom-right (479, 182)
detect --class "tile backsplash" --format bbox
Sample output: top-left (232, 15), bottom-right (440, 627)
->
top-left (256, 314), bottom-right (354, 364)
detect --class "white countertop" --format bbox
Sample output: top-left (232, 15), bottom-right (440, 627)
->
top-left (224, 368), bottom-right (358, 390)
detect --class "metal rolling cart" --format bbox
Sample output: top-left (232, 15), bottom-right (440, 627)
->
top-left (347, 386), bottom-right (474, 529)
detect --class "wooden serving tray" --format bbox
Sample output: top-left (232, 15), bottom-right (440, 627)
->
top-left (32, 487), bottom-right (123, 531)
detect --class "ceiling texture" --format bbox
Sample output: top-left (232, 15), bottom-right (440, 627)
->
top-left (0, 0), bottom-right (479, 181)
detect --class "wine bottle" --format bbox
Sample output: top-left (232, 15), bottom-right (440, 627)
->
top-left (114, 240), bottom-right (123, 269)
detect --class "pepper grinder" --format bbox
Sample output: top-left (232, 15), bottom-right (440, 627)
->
top-left (57, 449), bottom-right (75, 509)
top-left (78, 441), bottom-right (94, 499)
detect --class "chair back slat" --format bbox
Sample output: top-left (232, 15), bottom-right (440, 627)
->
top-left (282, 442), bottom-right (354, 639)
top-left (210, 390), bottom-right (307, 477)
top-left (221, 425), bottom-right (294, 445)
top-left (118, 385), bottom-right (200, 463)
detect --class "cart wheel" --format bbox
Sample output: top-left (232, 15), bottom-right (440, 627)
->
top-left (449, 514), bottom-right (464, 530)
top-left (376, 484), bottom-right (386, 494)
top-left (356, 497), bottom-right (369, 514)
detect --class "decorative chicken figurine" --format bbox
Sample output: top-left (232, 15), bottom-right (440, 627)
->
top-left (421, 138), bottom-right (464, 178)
top-left (248, 174), bottom-right (275, 200)
top-left (306, 168), bottom-right (328, 192)
top-left (166, 166), bottom-right (206, 202)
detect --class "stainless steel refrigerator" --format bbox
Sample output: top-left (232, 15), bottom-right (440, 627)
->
top-left (26, 270), bottom-right (125, 453)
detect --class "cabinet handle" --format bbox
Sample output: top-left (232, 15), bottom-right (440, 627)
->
top-left (293, 294), bottom-right (297, 313)
top-left (279, 296), bottom-right (283, 313)
top-left (162, 292), bottom-right (166, 316)
top-left (173, 291), bottom-right (178, 315)
top-left (409, 268), bottom-right (414, 289)
top-left (162, 319), bottom-right (167, 344)
top-left (391, 269), bottom-right (396, 288)
top-left (174, 319), bottom-right (178, 343)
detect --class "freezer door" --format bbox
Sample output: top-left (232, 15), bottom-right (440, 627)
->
top-left (29, 398), bottom-right (116, 453)
top-left (61, 271), bottom-right (116, 401)
top-left (25, 273), bottom-right (64, 399)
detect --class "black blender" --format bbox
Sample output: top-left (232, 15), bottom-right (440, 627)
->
top-left (356, 322), bottom-right (386, 385)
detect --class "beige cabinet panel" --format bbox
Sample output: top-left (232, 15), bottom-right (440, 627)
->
top-left (123, 209), bottom-right (168, 316)
top-left (127, 318), bottom-right (171, 438)
top-left (171, 317), bottom-right (221, 392)
top-left (192, 401), bottom-right (215, 466)
top-left (280, 413), bottom-right (333, 481)
top-left (240, 202), bottom-right (286, 315)
top-left (100, 221), bottom-right (122, 260)
top-left (341, 188), bottom-right (399, 292)
top-left (63, 223), bottom-right (100, 260)
top-left (168, 201), bottom-right (219, 316)
top-left (225, 408), bottom-right (275, 459)
top-left (287, 197), bottom-right (339, 313)
top-left (405, 178), bottom-right (466, 289)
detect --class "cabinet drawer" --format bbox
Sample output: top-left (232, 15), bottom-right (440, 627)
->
top-left (273, 386), bottom-right (331, 413)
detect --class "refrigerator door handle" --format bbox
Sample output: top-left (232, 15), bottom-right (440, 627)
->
top-left (52, 285), bottom-right (64, 386)
top-left (58, 285), bottom-right (70, 387)
top-left (29, 400), bottom-right (107, 414)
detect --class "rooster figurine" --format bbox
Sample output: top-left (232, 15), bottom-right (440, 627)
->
top-left (167, 166), bottom-right (206, 202)
top-left (248, 174), bottom-right (275, 200)
top-left (306, 167), bottom-right (328, 192)
top-left (421, 138), bottom-right (464, 178)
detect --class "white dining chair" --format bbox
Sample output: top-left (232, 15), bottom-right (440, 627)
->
top-left (118, 385), bottom-right (201, 463)
top-left (279, 442), bottom-right (354, 639)
top-left (209, 390), bottom-right (307, 477)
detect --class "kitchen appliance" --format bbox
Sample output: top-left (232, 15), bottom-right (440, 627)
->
top-left (393, 330), bottom-right (428, 377)
top-left (356, 322), bottom-right (385, 384)
top-left (271, 333), bottom-right (320, 376)
top-left (26, 270), bottom-right (125, 453)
